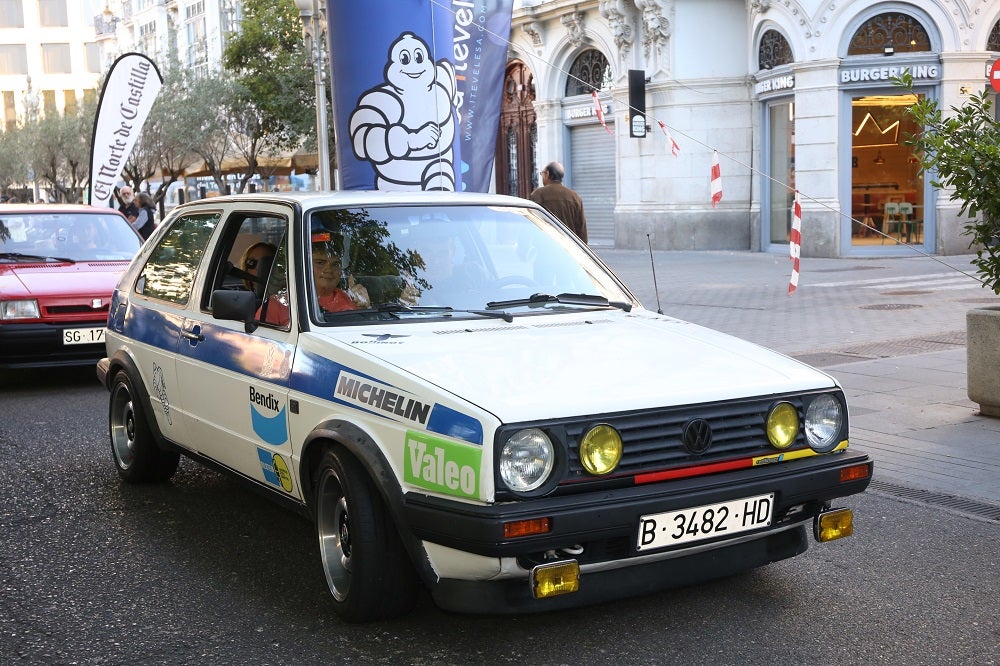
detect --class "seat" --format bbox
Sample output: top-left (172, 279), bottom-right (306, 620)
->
top-left (882, 202), bottom-right (901, 244)
top-left (898, 203), bottom-right (915, 242)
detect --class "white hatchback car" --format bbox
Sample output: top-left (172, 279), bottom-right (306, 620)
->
top-left (98, 191), bottom-right (872, 621)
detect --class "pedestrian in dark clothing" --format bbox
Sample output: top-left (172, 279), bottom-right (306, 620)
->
top-left (115, 186), bottom-right (139, 222)
top-left (529, 161), bottom-right (588, 243)
top-left (133, 192), bottom-right (157, 239)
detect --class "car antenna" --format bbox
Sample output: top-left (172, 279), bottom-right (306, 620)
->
top-left (647, 233), bottom-right (663, 314)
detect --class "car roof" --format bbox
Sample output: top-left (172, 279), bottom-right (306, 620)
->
top-left (171, 190), bottom-right (541, 211)
top-left (0, 203), bottom-right (125, 216)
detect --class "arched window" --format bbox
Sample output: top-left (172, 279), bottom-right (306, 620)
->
top-left (758, 30), bottom-right (793, 70)
top-left (988, 20), bottom-right (1000, 51)
top-left (847, 12), bottom-right (931, 55)
top-left (565, 49), bottom-right (612, 96)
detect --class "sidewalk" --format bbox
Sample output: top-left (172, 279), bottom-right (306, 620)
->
top-left (595, 248), bottom-right (1000, 511)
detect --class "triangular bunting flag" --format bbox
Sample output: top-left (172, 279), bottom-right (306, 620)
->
top-left (710, 150), bottom-right (722, 207)
top-left (789, 192), bottom-right (802, 295)
top-left (658, 121), bottom-right (680, 156)
top-left (592, 90), bottom-right (612, 134)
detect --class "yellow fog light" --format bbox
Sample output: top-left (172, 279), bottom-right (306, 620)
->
top-left (579, 424), bottom-right (622, 475)
top-left (766, 402), bottom-right (800, 450)
top-left (814, 508), bottom-right (854, 542)
top-left (530, 560), bottom-right (580, 599)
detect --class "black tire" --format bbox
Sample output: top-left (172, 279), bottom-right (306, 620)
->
top-left (313, 447), bottom-right (417, 622)
top-left (108, 370), bottom-right (179, 483)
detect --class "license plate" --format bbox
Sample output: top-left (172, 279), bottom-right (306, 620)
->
top-left (636, 493), bottom-right (774, 551)
top-left (62, 326), bottom-right (105, 345)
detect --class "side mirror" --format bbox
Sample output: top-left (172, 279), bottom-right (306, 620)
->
top-left (210, 289), bottom-right (258, 333)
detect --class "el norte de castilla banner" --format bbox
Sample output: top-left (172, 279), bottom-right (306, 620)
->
top-left (87, 53), bottom-right (163, 206)
top-left (328, 0), bottom-right (513, 193)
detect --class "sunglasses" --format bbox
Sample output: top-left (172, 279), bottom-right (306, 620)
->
top-left (245, 256), bottom-right (265, 270)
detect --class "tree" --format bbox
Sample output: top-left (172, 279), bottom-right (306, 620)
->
top-left (221, 0), bottom-right (317, 192)
top-left (897, 72), bottom-right (1000, 294)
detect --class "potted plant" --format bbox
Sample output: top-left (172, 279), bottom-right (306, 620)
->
top-left (896, 71), bottom-right (1000, 417)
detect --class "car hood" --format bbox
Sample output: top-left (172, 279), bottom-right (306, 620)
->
top-left (325, 309), bottom-right (838, 423)
top-left (0, 261), bottom-right (129, 300)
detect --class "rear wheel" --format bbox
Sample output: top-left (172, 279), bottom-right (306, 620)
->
top-left (314, 447), bottom-right (416, 621)
top-left (109, 370), bottom-right (179, 483)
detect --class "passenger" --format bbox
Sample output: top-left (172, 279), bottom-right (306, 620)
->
top-left (241, 241), bottom-right (277, 291)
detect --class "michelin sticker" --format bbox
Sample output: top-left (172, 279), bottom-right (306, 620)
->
top-left (257, 448), bottom-right (293, 493)
top-left (404, 430), bottom-right (480, 499)
top-left (334, 368), bottom-right (484, 445)
top-left (249, 387), bottom-right (288, 445)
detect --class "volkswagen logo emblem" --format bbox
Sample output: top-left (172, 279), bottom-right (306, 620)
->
top-left (682, 419), bottom-right (713, 455)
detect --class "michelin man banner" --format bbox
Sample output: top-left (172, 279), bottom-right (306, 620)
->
top-left (87, 53), bottom-right (163, 206)
top-left (327, 0), bottom-right (513, 192)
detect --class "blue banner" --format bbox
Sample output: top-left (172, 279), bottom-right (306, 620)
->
top-left (327, 0), bottom-right (512, 193)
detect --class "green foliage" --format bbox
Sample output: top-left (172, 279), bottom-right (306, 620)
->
top-left (896, 71), bottom-right (1000, 294)
top-left (222, 0), bottom-right (315, 149)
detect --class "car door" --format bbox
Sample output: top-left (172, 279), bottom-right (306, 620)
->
top-left (123, 209), bottom-right (222, 447)
top-left (173, 206), bottom-right (302, 498)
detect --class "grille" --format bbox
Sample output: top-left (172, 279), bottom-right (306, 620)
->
top-left (560, 393), bottom-right (810, 482)
top-left (45, 304), bottom-right (110, 315)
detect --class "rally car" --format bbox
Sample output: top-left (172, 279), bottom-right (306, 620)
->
top-left (97, 191), bottom-right (871, 621)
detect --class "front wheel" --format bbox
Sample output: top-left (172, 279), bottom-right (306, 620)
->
top-left (108, 370), bottom-right (179, 483)
top-left (314, 447), bottom-right (416, 621)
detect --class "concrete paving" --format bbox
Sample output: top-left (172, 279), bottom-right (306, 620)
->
top-left (595, 247), bottom-right (1000, 510)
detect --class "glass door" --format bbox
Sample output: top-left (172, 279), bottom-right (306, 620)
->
top-left (850, 93), bottom-right (925, 247)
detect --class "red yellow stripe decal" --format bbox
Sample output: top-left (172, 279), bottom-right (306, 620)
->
top-left (633, 440), bottom-right (849, 485)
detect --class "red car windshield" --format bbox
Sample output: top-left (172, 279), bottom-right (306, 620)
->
top-left (0, 212), bottom-right (141, 262)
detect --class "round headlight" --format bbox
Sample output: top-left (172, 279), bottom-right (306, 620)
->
top-left (766, 402), bottom-right (799, 450)
top-left (579, 424), bottom-right (622, 475)
top-left (805, 394), bottom-right (843, 452)
top-left (500, 428), bottom-right (554, 492)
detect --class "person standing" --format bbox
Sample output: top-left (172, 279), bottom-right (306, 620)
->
top-left (116, 186), bottom-right (139, 222)
top-left (529, 161), bottom-right (588, 243)
top-left (133, 192), bottom-right (157, 240)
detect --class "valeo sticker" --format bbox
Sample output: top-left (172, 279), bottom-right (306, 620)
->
top-left (404, 430), bottom-right (481, 499)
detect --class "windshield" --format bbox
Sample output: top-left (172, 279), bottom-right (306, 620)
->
top-left (303, 204), bottom-right (633, 322)
top-left (0, 211), bottom-right (141, 261)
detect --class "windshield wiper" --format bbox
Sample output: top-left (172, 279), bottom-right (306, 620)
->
top-left (332, 302), bottom-right (514, 323)
top-left (486, 292), bottom-right (632, 312)
top-left (0, 252), bottom-right (75, 263)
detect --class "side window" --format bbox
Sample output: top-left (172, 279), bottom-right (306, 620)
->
top-left (208, 214), bottom-right (289, 330)
top-left (135, 212), bottom-right (220, 305)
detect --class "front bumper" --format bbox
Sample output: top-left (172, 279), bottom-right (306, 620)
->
top-left (0, 322), bottom-right (106, 369)
top-left (403, 450), bottom-right (871, 612)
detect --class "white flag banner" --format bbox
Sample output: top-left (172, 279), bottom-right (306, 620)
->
top-left (87, 53), bottom-right (163, 206)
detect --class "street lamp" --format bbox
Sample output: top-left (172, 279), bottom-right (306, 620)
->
top-left (295, 0), bottom-right (332, 191)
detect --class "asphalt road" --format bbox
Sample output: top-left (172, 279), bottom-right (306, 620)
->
top-left (0, 366), bottom-right (997, 665)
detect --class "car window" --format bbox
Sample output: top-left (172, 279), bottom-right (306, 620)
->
top-left (0, 212), bottom-right (140, 261)
top-left (206, 213), bottom-right (290, 330)
top-left (135, 211), bottom-right (220, 305)
top-left (304, 204), bottom-right (631, 322)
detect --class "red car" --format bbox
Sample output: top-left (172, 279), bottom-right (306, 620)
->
top-left (1, 204), bottom-right (142, 369)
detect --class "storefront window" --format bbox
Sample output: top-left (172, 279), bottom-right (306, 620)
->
top-left (767, 101), bottom-right (795, 244)
top-left (850, 94), bottom-right (924, 246)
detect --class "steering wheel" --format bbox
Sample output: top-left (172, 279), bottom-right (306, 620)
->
top-left (492, 275), bottom-right (539, 289)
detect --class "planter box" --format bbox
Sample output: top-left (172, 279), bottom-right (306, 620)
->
top-left (967, 305), bottom-right (1000, 418)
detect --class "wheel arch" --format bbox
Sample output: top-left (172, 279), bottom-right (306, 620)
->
top-left (104, 349), bottom-right (171, 449)
top-left (300, 421), bottom-right (436, 585)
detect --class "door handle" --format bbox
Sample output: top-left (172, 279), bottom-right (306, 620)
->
top-left (181, 326), bottom-right (204, 343)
